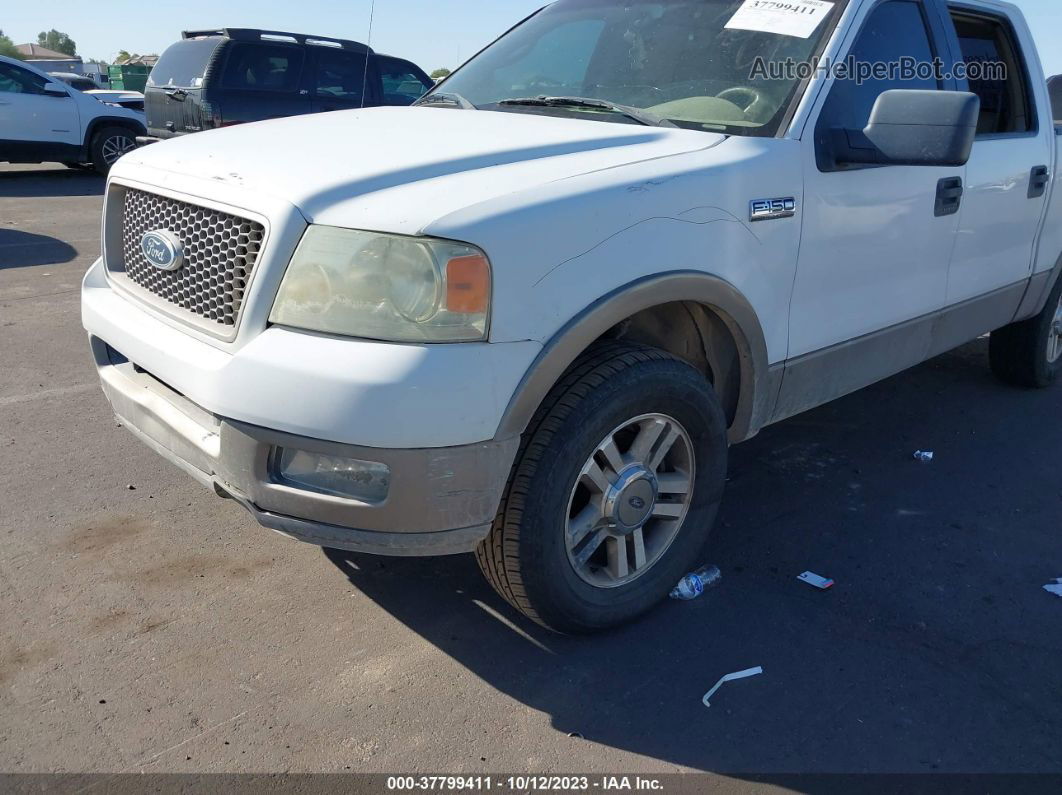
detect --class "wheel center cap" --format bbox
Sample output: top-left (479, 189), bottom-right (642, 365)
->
top-left (605, 468), bottom-right (657, 533)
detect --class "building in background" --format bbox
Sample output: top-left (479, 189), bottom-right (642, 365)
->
top-left (15, 43), bottom-right (84, 76)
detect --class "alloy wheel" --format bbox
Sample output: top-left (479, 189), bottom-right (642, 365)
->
top-left (102, 134), bottom-right (136, 165)
top-left (564, 413), bottom-right (695, 588)
top-left (1049, 292), bottom-right (1062, 364)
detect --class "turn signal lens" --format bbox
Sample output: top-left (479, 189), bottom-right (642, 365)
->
top-left (446, 254), bottom-right (490, 314)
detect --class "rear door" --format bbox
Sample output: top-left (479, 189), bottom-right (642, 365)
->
top-left (939, 5), bottom-right (1053, 305)
top-left (310, 48), bottom-right (376, 113)
top-left (216, 41), bottom-right (310, 123)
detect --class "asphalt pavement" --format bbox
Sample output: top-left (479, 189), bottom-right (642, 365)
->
top-left (1, 162), bottom-right (1060, 777)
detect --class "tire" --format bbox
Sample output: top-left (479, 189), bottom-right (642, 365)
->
top-left (89, 126), bottom-right (137, 174)
top-left (476, 341), bottom-right (729, 634)
top-left (989, 274), bottom-right (1062, 388)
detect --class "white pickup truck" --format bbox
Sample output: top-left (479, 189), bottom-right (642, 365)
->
top-left (83, 0), bottom-right (1061, 633)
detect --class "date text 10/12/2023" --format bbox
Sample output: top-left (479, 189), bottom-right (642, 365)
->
top-left (386, 776), bottom-right (665, 792)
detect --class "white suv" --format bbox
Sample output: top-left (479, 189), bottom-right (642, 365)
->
top-left (0, 55), bottom-right (145, 173)
top-left (83, 0), bottom-right (1061, 633)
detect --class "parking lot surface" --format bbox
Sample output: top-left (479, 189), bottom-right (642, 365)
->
top-left (1, 163), bottom-right (1061, 777)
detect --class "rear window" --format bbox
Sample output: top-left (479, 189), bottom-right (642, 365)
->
top-left (221, 42), bottom-right (305, 92)
top-left (149, 38), bottom-right (222, 88)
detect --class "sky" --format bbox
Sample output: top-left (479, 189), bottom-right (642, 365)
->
top-left (3, 0), bottom-right (1061, 76)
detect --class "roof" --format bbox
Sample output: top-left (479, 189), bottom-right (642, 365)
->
top-left (16, 43), bottom-right (82, 61)
top-left (117, 54), bottom-right (158, 66)
top-left (182, 28), bottom-right (369, 53)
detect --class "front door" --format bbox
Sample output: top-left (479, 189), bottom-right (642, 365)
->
top-left (779, 0), bottom-right (963, 418)
top-left (0, 61), bottom-right (80, 150)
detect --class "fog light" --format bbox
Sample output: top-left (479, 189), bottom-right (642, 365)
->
top-left (274, 448), bottom-right (390, 503)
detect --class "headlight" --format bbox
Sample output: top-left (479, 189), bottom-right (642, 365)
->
top-left (270, 226), bottom-right (491, 342)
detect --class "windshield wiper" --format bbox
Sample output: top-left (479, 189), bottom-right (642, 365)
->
top-left (498, 96), bottom-right (676, 128)
top-left (414, 91), bottom-right (477, 110)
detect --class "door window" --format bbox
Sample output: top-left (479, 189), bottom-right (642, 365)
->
top-left (378, 57), bottom-right (431, 104)
top-left (819, 0), bottom-right (940, 133)
top-left (0, 62), bottom-right (49, 95)
top-left (221, 43), bottom-right (305, 92)
top-left (950, 11), bottom-right (1034, 135)
top-left (314, 49), bottom-right (368, 102)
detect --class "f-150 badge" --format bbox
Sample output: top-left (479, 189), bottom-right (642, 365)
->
top-left (750, 197), bottom-right (797, 222)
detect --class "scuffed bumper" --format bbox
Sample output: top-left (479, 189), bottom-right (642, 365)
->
top-left (88, 338), bottom-right (519, 558)
top-left (92, 338), bottom-right (517, 555)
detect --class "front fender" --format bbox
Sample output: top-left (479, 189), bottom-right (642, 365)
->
top-left (495, 270), bottom-right (773, 445)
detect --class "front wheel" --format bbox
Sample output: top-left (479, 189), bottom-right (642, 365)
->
top-left (90, 126), bottom-right (137, 174)
top-left (476, 342), bottom-right (728, 634)
top-left (989, 275), bottom-right (1062, 388)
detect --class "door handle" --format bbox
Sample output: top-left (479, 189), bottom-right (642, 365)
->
top-left (1029, 165), bottom-right (1050, 199)
top-left (935, 177), bottom-right (963, 217)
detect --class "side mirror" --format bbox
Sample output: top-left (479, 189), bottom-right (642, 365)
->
top-left (827, 90), bottom-right (980, 170)
top-left (43, 82), bottom-right (69, 97)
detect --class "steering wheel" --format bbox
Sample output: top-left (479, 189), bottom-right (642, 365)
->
top-left (715, 86), bottom-right (768, 120)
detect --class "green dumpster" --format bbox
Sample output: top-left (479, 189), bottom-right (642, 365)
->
top-left (107, 64), bottom-right (150, 93)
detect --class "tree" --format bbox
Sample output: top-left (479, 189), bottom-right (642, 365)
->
top-left (37, 29), bottom-right (77, 57)
top-left (0, 30), bottom-right (22, 59)
top-left (430, 68), bottom-right (451, 80)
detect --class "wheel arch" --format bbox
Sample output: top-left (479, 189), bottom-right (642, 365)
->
top-left (1016, 249), bottom-right (1062, 321)
top-left (495, 271), bottom-right (773, 445)
top-left (81, 116), bottom-right (147, 158)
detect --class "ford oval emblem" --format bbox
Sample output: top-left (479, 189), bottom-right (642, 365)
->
top-left (141, 230), bottom-right (184, 272)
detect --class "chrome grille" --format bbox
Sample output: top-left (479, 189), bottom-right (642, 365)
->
top-left (118, 189), bottom-right (265, 327)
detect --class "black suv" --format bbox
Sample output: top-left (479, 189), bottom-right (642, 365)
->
top-left (141, 28), bottom-right (434, 142)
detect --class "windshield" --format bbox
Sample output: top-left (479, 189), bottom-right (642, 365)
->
top-left (148, 38), bottom-right (222, 88)
top-left (435, 0), bottom-right (846, 135)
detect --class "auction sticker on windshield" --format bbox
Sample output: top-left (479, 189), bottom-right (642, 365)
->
top-left (725, 0), bottom-right (836, 39)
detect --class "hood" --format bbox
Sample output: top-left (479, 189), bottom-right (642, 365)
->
top-left (116, 106), bottom-right (725, 235)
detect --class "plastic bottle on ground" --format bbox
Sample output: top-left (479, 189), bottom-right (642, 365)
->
top-left (669, 565), bottom-right (723, 600)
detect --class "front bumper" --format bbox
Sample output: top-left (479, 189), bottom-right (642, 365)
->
top-left (92, 336), bottom-right (518, 555)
